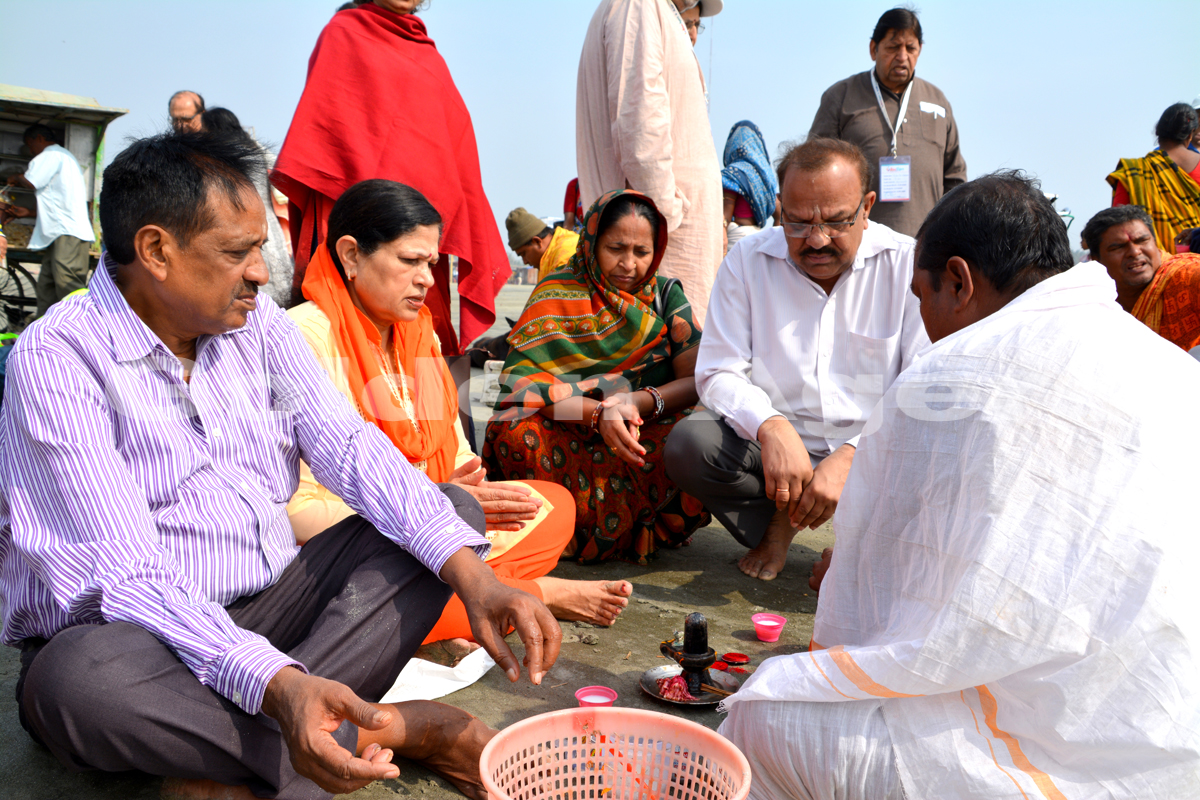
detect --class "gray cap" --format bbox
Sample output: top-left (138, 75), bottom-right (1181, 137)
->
top-left (699, 0), bottom-right (723, 17)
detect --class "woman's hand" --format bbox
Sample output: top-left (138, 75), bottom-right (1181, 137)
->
top-left (596, 393), bottom-right (647, 466)
top-left (448, 457), bottom-right (541, 532)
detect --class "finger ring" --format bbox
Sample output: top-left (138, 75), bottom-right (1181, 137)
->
top-left (776, 488), bottom-right (789, 495)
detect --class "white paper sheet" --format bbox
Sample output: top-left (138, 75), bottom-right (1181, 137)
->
top-left (379, 648), bottom-right (497, 703)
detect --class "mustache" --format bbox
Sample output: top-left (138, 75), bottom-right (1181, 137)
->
top-left (800, 245), bottom-right (839, 257)
top-left (238, 280), bottom-right (259, 297)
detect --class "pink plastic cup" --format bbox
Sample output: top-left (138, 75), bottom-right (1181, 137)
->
top-left (575, 686), bottom-right (618, 707)
top-left (751, 613), bottom-right (787, 642)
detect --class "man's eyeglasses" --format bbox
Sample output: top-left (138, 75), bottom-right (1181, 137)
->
top-left (781, 196), bottom-right (866, 239)
top-left (684, 20), bottom-right (705, 34)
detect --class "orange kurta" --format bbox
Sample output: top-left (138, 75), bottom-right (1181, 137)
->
top-left (1131, 252), bottom-right (1200, 352)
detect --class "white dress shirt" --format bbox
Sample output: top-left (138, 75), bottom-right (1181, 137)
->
top-left (696, 221), bottom-right (929, 457)
top-left (24, 144), bottom-right (95, 250)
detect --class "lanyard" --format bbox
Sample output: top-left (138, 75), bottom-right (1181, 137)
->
top-left (870, 70), bottom-right (913, 157)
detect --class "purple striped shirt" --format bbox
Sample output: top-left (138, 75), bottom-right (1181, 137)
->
top-left (0, 261), bottom-right (489, 715)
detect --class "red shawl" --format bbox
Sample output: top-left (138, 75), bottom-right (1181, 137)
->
top-left (272, 4), bottom-right (509, 353)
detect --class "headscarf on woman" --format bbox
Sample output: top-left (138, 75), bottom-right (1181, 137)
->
top-left (494, 190), bottom-right (695, 417)
top-left (273, 3), bottom-right (509, 353)
top-left (720, 120), bottom-right (779, 229)
top-left (300, 240), bottom-right (460, 480)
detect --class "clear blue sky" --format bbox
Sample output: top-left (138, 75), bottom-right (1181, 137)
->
top-left (3, 0), bottom-right (1198, 250)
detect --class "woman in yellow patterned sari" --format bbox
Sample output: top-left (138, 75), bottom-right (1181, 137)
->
top-left (1108, 103), bottom-right (1200, 251)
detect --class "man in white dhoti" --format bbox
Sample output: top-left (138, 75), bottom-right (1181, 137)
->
top-left (719, 171), bottom-right (1200, 800)
top-left (575, 0), bottom-right (724, 326)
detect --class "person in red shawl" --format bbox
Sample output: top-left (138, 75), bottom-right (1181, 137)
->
top-left (272, 0), bottom-right (509, 355)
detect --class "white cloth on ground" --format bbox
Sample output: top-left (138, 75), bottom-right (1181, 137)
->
top-left (23, 144), bottom-right (95, 250)
top-left (575, 0), bottom-right (723, 326)
top-left (720, 263), bottom-right (1200, 798)
top-left (696, 222), bottom-right (928, 457)
top-left (720, 697), bottom-right (904, 800)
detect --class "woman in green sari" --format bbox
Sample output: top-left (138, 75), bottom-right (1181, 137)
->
top-left (484, 191), bottom-right (710, 564)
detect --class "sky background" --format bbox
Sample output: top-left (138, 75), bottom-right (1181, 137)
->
top-left (3, 0), bottom-right (1198, 252)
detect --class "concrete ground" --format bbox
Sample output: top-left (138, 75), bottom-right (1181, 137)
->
top-left (0, 284), bottom-right (833, 799)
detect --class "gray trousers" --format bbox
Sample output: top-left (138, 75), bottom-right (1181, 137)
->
top-left (36, 234), bottom-right (91, 317)
top-left (664, 414), bottom-right (824, 549)
top-left (15, 485), bottom-right (483, 800)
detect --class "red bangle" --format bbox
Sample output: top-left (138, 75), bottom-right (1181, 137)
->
top-left (589, 401), bottom-right (605, 431)
top-left (645, 386), bottom-right (665, 420)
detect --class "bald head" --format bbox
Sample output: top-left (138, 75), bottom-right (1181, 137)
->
top-left (169, 91), bottom-right (205, 133)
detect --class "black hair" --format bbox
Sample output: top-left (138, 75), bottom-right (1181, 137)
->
top-left (169, 90), bottom-right (205, 113)
top-left (1188, 228), bottom-right (1200, 252)
top-left (325, 179), bottom-right (442, 281)
top-left (915, 170), bottom-right (1073, 296)
top-left (1155, 103), bottom-right (1199, 147)
top-left (776, 136), bottom-right (871, 195)
top-left (534, 226), bottom-right (554, 241)
top-left (1080, 205), bottom-right (1155, 258)
top-left (872, 7), bottom-right (923, 45)
top-left (99, 130), bottom-right (265, 266)
top-left (596, 194), bottom-right (660, 244)
top-left (22, 123), bottom-right (57, 144)
top-left (202, 107), bottom-right (247, 138)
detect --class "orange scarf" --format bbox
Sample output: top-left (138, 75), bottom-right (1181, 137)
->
top-left (302, 243), bottom-right (459, 480)
top-left (1131, 251), bottom-right (1200, 351)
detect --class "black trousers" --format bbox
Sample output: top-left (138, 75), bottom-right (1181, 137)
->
top-left (664, 415), bottom-right (825, 549)
top-left (15, 485), bottom-right (483, 800)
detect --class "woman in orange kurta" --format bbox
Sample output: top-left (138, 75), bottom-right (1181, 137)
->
top-left (285, 180), bottom-right (630, 643)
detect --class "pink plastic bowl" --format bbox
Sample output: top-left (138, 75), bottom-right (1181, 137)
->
top-left (575, 685), bottom-right (618, 707)
top-left (751, 612), bottom-right (787, 642)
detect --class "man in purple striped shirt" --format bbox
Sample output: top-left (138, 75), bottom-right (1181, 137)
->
top-left (0, 131), bottom-right (561, 800)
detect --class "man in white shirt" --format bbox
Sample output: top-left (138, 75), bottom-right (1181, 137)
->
top-left (4, 124), bottom-right (95, 317)
top-left (665, 137), bottom-right (928, 580)
top-left (717, 172), bottom-right (1200, 800)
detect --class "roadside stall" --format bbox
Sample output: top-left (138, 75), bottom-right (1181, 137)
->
top-left (0, 84), bottom-right (126, 328)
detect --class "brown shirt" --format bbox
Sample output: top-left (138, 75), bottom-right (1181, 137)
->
top-left (809, 70), bottom-right (967, 237)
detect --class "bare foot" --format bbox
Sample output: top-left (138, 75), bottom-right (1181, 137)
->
top-left (535, 577), bottom-right (632, 626)
top-left (160, 778), bottom-right (257, 800)
top-left (359, 700), bottom-right (497, 800)
top-left (414, 637), bottom-right (481, 668)
top-left (738, 508), bottom-right (798, 581)
top-left (809, 547), bottom-right (834, 593)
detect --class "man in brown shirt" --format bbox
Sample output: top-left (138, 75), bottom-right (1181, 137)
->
top-left (809, 8), bottom-right (966, 237)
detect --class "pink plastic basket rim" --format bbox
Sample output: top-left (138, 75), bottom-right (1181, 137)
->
top-left (479, 706), bottom-right (752, 800)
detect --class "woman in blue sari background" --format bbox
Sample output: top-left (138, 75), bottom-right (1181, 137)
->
top-left (721, 120), bottom-right (779, 249)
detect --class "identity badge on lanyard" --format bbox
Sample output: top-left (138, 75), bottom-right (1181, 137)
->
top-left (871, 70), bottom-right (913, 203)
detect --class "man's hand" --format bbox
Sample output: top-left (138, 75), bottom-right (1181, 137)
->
top-left (757, 416), bottom-right (814, 522)
top-left (793, 444), bottom-right (855, 529)
top-left (261, 667), bottom-right (399, 795)
top-left (5, 205), bottom-right (32, 218)
top-left (596, 393), bottom-right (646, 466)
top-left (448, 458), bottom-right (542, 532)
top-left (440, 548), bottom-right (562, 685)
